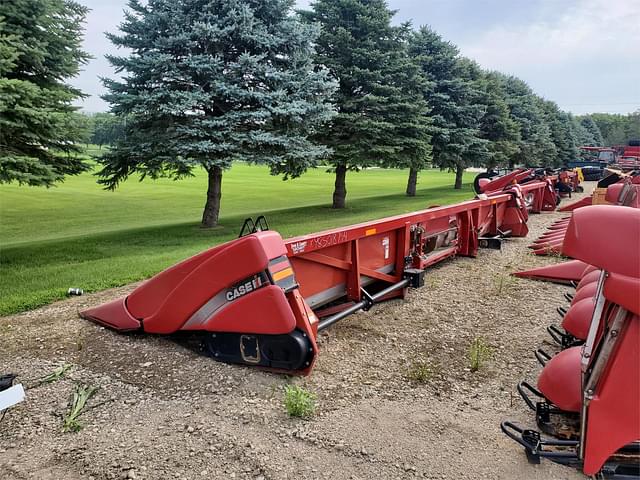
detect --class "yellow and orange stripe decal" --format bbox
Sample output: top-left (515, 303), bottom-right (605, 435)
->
top-left (272, 267), bottom-right (294, 282)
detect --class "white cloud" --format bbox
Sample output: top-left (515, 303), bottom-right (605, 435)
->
top-left (71, 0), bottom-right (639, 114)
top-left (462, 0), bottom-right (640, 67)
top-left (457, 0), bottom-right (640, 113)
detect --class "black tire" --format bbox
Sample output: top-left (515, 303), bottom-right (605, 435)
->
top-left (597, 173), bottom-right (621, 188)
top-left (473, 171), bottom-right (499, 194)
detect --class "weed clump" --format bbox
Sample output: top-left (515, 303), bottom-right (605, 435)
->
top-left (63, 384), bottom-right (98, 432)
top-left (469, 337), bottom-right (492, 372)
top-left (406, 360), bottom-right (436, 384)
top-left (42, 363), bottom-right (73, 384)
top-left (283, 384), bottom-right (316, 418)
top-left (493, 274), bottom-right (516, 295)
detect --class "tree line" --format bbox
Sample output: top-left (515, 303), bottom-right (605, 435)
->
top-left (1, 0), bottom-right (638, 227)
top-left (583, 112), bottom-right (640, 147)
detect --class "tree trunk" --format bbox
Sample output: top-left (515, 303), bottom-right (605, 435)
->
top-left (454, 163), bottom-right (464, 190)
top-left (202, 166), bottom-right (223, 228)
top-left (406, 167), bottom-right (418, 196)
top-left (332, 164), bottom-right (347, 209)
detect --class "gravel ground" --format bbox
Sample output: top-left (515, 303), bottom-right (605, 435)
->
top-left (0, 187), bottom-right (594, 480)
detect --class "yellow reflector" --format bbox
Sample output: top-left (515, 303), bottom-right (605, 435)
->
top-left (365, 228), bottom-right (377, 236)
top-left (272, 267), bottom-right (294, 282)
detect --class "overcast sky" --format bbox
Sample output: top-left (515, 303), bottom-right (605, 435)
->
top-left (72, 0), bottom-right (640, 115)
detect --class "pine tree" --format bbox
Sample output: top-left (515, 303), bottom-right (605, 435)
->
top-left (452, 58), bottom-right (490, 185)
top-left (477, 71), bottom-right (520, 169)
top-left (301, 0), bottom-right (430, 206)
top-left (409, 28), bottom-right (486, 189)
top-left (100, 0), bottom-right (336, 227)
top-left (0, 0), bottom-right (90, 186)
top-left (497, 75), bottom-right (556, 168)
top-left (557, 111), bottom-right (579, 165)
top-left (589, 113), bottom-right (622, 145)
top-left (90, 113), bottom-right (126, 149)
top-left (384, 23), bottom-right (432, 197)
top-left (572, 117), bottom-right (597, 147)
top-left (579, 116), bottom-right (604, 146)
top-left (624, 111), bottom-right (640, 142)
top-left (538, 100), bottom-right (578, 167)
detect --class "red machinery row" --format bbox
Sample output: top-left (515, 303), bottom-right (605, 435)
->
top-left (502, 206), bottom-right (639, 478)
top-left (81, 166), bottom-right (640, 477)
top-left (503, 173), bottom-right (640, 478)
top-left (520, 173), bottom-right (640, 257)
top-left (81, 168), bottom-right (566, 375)
top-left (579, 141), bottom-right (640, 170)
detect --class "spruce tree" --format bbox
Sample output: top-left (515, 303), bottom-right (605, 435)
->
top-left (100, 0), bottom-right (336, 227)
top-left (624, 111), bottom-right (640, 142)
top-left (538, 99), bottom-right (578, 167)
top-left (590, 113), bottom-right (638, 146)
top-left (497, 75), bottom-right (556, 168)
top-left (572, 117), bottom-right (597, 147)
top-left (409, 28), bottom-right (486, 189)
top-left (589, 113), bottom-right (621, 145)
top-left (0, 0), bottom-right (90, 186)
top-left (477, 71), bottom-right (520, 169)
top-left (557, 111), bottom-right (579, 165)
top-left (579, 116), bottom-right (604, 146)
top-left (385, 23), bottom-right (432, 197)
top-left (301, 0), bottom-right (431, 206)
top-left (90, 113), bottom-right (125, 149)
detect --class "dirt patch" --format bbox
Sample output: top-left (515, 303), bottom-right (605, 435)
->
top-left (0, 189), bottom-right (593, 480)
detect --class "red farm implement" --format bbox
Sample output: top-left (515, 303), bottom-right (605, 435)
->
top-left (81, 169), bottom-right (566, 374)
top-left (502, 205), bottom-right (640, 478)
top-left (517, 173), bottom-right (640, 258)
top-left (617, 140), bottom-right (640, 170)
top-left (505, 169), bottom-right (640, 478)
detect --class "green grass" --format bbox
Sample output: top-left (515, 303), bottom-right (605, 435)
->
top-left (0, 148), bottom-right (474, 315)
top-left (405, 359), bottom-right (438, 384)
top-left (283, 384), bottom-right (316, 418)
top-left (469, 337), bottom-right (493, 372)
top-left (62, 384), bottom-right (99, 433)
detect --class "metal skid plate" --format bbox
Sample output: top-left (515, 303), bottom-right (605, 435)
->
top-left (204, 330), bottom-right (313, 371)
top-left (478, 236), bottom-right (503, 249)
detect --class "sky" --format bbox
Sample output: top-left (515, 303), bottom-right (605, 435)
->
top-left (71, 0), bottom-right (640, 115)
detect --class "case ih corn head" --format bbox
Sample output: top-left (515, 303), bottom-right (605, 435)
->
top-left (502, 173), bottom-right (640, 478)
top-left (80, 168), bottom-right (564, 374)
top-left (521, 173), bottom-right (639, 257)
top-left (502, 206), bottom-right (640, 478)
top-left (80, 167), bottom-right (640, 477)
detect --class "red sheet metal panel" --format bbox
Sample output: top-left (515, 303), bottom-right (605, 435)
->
top-left (563, 206), bottom-right (640, 278)
top-left (583, 314), bottom-right (640, 475)
top-left (561, 297), bottom-right (595, 340)
top-left (537, 346), bottom-right (582, 412)
top-left (284, 182), bottom-right (551, 312)
top-left (512, 260), bottom-right (589, 283)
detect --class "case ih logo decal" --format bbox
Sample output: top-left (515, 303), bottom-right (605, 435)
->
top-left (291, 241), bottom-right (307, 254)
top-left (226, 275), bottom-right (264, 302)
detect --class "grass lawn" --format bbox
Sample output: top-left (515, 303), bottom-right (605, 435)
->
top-left (0, 150), bottom-right (474, 315)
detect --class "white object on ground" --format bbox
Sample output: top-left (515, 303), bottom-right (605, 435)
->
top-left (0, 384), bottom-right (25, 411)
